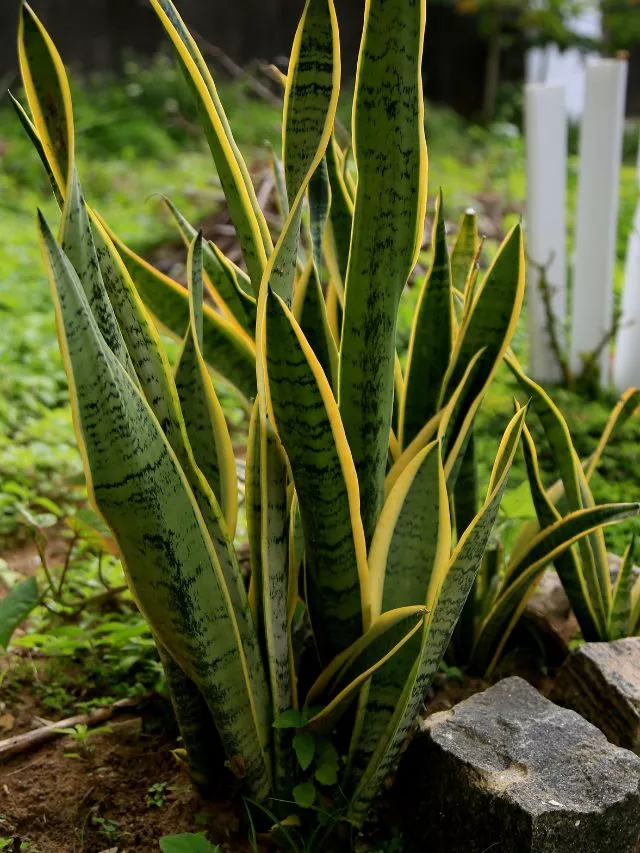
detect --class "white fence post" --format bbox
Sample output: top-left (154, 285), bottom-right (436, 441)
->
top-left (525, 83), bottom-right (567, 382)
top-left (570, 58), bottom-right (628, 385)
top-left (613, 135), bottom-right (640, 392)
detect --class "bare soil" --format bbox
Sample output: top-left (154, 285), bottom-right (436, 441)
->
top-left (0, 695), bottom-right (252, 852)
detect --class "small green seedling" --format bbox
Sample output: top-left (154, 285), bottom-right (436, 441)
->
top-left (92, 815), bottom-right (120, 839)
top-left (55, 721), bottom-right (112, 756)
top-left (147, 781), bottom-right (170, 808)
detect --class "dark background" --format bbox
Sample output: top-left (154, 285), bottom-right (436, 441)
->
top-left (0, 0), bottom-right (522, 119)
top-left (3, 1), bottom-right (640, 118)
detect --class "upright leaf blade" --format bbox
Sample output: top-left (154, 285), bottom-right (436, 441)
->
top-left (507, 356), bottom-right (610, 631)
top-left (39, 212), bottom-right (271, 797)
top-left (348, 406), bottom-right (526, 823)
top-left (609, 535), bottom-right (636, 640)
top-left (472, 502), bottom-right (640, 672)
top-left (162, 196), bottom-right (256, 333)
top-left (345, 441), bottom-right (450, 783)
top-left (267, 0), bottom-right (341, 307)
top-left (174, 233), bottom-right (238, 535)
top-left (400, 192), bottom-right (453, 447)
top-left (60, 168), bottom-right (136, 381)
top-left (325, 136), bottom-right (354, 289)
top-left (258, 416), bottom-right (292, 791)
top-left (9, 91), bottom-right (63, 207)
top-left (265, 290), bottom-right (368, 663)
top-left (98, 221), bottom-right (257, 402)
top-left (150, 0), bottom-right (272, 289)
top-left (450, 208), bottom-right (479, 295)
top-left (518, 422), bottom-right (600, 640)
top-left (440, 225), bottom-right (525, 441)
top-left (338, 0), bottom-right (428, 544)
top-left (18, 2), bottom-right (73, 192)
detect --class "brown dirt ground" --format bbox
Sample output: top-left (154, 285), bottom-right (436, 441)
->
top-left (0, 696), bottom-right (253, 852)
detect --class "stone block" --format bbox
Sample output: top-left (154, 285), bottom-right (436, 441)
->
top-left (393, 677), bottom-right (640, 852)
top-left (552, 637), bottom-right (640, 753)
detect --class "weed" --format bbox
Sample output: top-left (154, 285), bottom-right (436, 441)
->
top-left (91, 815), bottom-right (120, 840)
top-left (147, 781), bottom-right (170, 809)
top-left (55, 721), bottom-right (112, 756)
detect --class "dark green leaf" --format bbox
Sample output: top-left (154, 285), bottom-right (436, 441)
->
top-left (293, 732), bottom-right (316, 771)
top-left (273, 709), bottom-right (308, 729)
top-left (293, 781), bottom-right (317, 808)
top-left (159, 832), bottom-right (219, 853)
top-left (315, 762), bottom-right (338, 786)
top-left (0, 577), bottom-right (39, 649)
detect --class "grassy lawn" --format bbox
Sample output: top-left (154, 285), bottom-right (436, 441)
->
top-left (1, 59), bottom-right (639, 682)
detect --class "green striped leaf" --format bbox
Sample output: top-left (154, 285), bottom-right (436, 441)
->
top-left (258, 416), bottom-right (292, 791)
top-left (338, 0), bottom-right (428, 545)
top-left (305, 605), bottom-right (425, 705)
top-left (450, 429), bottom-right (480, 661)
top-left (265, 289), bottom-right (368, 664)
top-left (266, 0), bottom-right (340, 307)
top-left (254, 0), bottom-right (341, 721)
top-left (440, 225), bottom-right (525, 453)
top-left (304, 606), bottom-right (427, 735)
top-left (471, 501), bottom-right (640, 673)
top-left (347, 405), bottom-right (525, 824)
top-left (254, 0), bottom-right (339, 433)
top-left (38, 211), bottom-right (271, 798)
top-left (385, 348), bottom-right (484, 499)
top-left (308, 157), bottom-right (330, 274)
top-left (519, 422), bottom-right (600, 640)
top-left (294, 262), bottom-right (339, 390)
top-left (371, 441), bottom-right (449, 620)
top-left (245, 401), bottom-right (264, 629)
top-left (325, 136), bottom-right (353, 290)
top-left (345, 441), bottom-right (450, 785)
top-left (18, 2), bottom-right (73, 192)
top-left (158, 646), bottom-right (222, 785)
top-left (506, 356), bottom-right (610, 632)
top-left (90, 218), bottom-right (195, 464)
top-left (609, 535), bottom-right (636, 640)
top-left (92, 219), bottom-right (259, 678)
top-left (296, 153), bottom-right (339, 388)
top-left (267, 141), bottom-right (290, 219)
top-left (9, 91), bottom-right (63, 207)
top-left (99, 221), bottom-right (257, 402)
top-left (60, 168), bottom-right (136, 382)
top-left (162, 196), bottom-right (256, 333)
top-left (174, 232), bottom-right (238, 535)
top-left (450, 208), bottom-right (479, 295)
top-left (150, 0), bottom-right (272, 290)
top-left (400, 192), bottom-right (453, 448)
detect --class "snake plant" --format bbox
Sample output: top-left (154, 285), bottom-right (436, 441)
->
top-left (459, 370), bottom-right (640, 676)
top-left (15, 0), bottom-right (640, 834)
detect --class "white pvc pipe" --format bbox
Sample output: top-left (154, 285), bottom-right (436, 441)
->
top-left (570, 58), bottom-right (628, 385)
top-left (525, 83), bottom-right (567, 383)
top-left (613, 132), bottom-right (640, 392)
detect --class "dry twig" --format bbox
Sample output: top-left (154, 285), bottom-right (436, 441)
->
top-left (0, 698), bottom-right (141, 762)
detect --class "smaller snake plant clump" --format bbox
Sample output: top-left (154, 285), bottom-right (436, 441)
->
top-left (13, 0), bottom-right (640, 841)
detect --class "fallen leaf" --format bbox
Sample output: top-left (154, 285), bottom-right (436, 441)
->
top-left (0, 713), bottom-right (15, 731)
